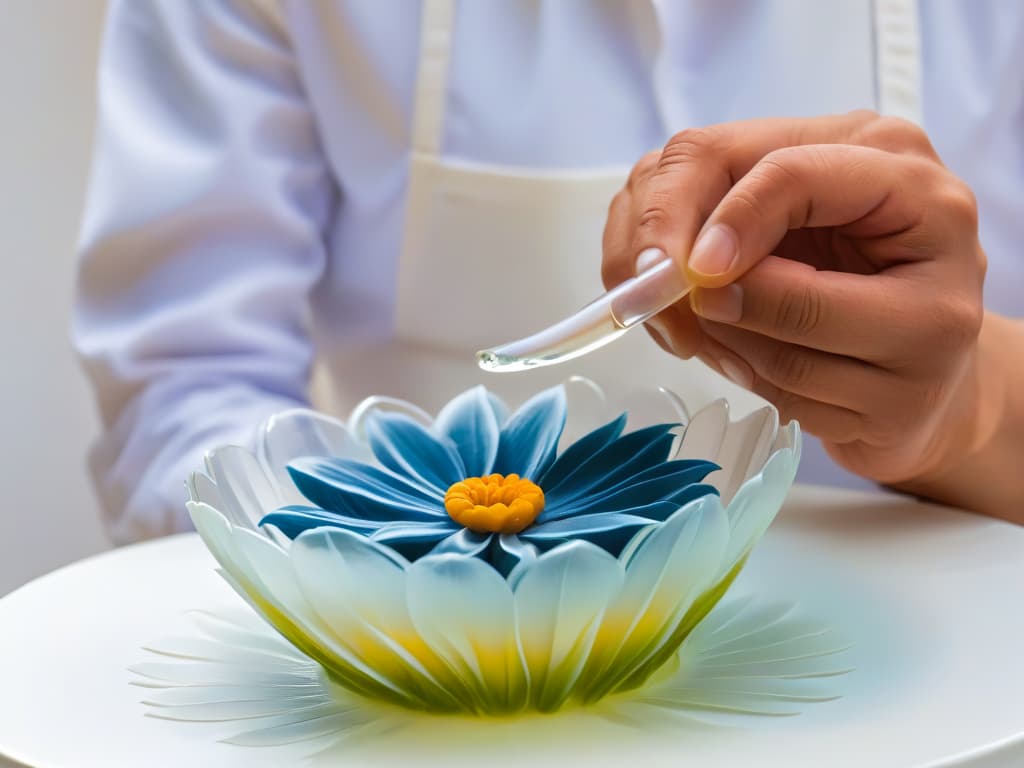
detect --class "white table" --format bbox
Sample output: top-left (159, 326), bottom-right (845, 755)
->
top-left (1, 485), bottom-right (1022, 767)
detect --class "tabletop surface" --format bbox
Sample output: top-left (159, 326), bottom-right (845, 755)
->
top-left (1, 485), bottom-right (1023, 768)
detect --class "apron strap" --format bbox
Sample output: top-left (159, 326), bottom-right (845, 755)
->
top-left (410, 1), bottom-right (924, 142)
top-left (410, 0), bottom-right (456, 156)
top-left (872, 0), bottom-right (923, 124)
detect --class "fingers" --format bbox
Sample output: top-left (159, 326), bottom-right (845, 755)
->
top-left (603, 112), bottom-right (946, 294)
top-left (601, 113), bottom-right (980, 381)
top-left (685, 144), bottom-right (977, 287)
top-left (686, 144), bottom-right (905, 284)
top-left (695, 318), bottom-right (977, 461)
top-left (624, 112), bottom-right (884, 271)
top-left (603, 112), bottom-right (892, 288)
top-left (696, 320), bottom-right (896, 414)
top-left (626, 128), bottom-right (733, 280)
top-left (602, 150), bottom-right (660, 290)
top-left (690, 254), bottom-right (984, 368)
top-left (696, 329), bottom-right (866, 444)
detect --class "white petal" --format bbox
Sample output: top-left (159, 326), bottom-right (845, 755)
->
top-left (513, 541), bottom-right (623, 711)
top-left (347, 395), bottom-right (433, 440)
top-left (712, 405), bottom-right (779, 503)
top-left (204, 445), bottom-right (281, 528)
top-left (289, 528), bottom-right (469, 711)
top-left (228, 526), bottom-right (416, 704)
top-left (188, 502), bottom-right (253, 583)
top-left (579, 496), bottom-right (730, 700)
top-left (633, 598), bottom-right (851, 717)
top-left (188, 609), bottom-right (304, 658)
top-left (259, 408), bottom-right (372, 506)
top-left (719, 442), bottom-right (800, 578)
top-left (559, 376), bottom-right (611, 449)
top-left (135, 609), bottom-right (386, 750)
top-left (406, 555), bottom-right (526, 712)
top-left (613, 386), bottom-right (688, 434)
top-left (187, 471), bottom-right (225, 509)
top-left (677, 398), bottom-right (729, 455)
top-left (190, 508), bottom-right (413, 707)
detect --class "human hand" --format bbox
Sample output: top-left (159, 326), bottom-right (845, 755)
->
top-left (602, 111), bottom-right (994, 493)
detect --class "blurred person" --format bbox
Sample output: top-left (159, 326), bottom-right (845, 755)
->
top-left (74, 1), bottom-right (1024, 543)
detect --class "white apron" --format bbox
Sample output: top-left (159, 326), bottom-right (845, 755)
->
top-left (320, 0), bottom-right (921, 486)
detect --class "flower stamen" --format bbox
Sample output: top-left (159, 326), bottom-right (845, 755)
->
top-left (444, 473), bottom-right (545, 534)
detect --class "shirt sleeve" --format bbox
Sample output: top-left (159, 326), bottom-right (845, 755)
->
top-left (73, 0), bottom-right (336, 544)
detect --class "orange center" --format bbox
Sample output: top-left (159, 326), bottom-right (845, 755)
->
top-left (443, 473), bottom-right (545, 535)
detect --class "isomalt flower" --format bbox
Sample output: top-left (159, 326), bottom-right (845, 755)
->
top-left (259, 386), bottom-right (720, 575)
top-left (186, 383), bottom-right (801, 715)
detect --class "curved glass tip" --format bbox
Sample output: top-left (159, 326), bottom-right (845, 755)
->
top-left (477, 257), bottom-right (692, 373)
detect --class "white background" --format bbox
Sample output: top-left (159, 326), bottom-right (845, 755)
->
top-left (0, 1), bottom-right (111, 595)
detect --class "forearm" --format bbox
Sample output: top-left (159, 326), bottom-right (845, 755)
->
top-left (74, 0), bottom-right (334, 542)
top-left (88, 380), bottom-right (306, 544)
top-left (894, 311), bottom-right (1024, 523)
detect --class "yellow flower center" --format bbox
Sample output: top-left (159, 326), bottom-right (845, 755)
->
top-left (444, 473), bottom-right (545, 535)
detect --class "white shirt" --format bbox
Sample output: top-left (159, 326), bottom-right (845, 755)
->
top-left (74, 0), bottom-right (1024, 543)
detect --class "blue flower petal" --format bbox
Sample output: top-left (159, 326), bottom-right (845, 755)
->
top-left (521, 512), bottom-right (656, 556)
top-left (541, 459), bottom-right (718, 521)
top-left (433, 386), bottom-right (502, 477)
top-left (493, 534), bottom-right (539, 578)
top-left (577, 483), bottom-right (720, 520)
top-left (259, 505), bottom-right (385, 540)
top-left (429, 528), bottom-right (493, 557)
top-left (523, 511), bottom-right (655, 539)
top-left (287, 458), bottom-right (446, 521)
top-left (563, 476), bottom-right (719, 518)
top-left (365, 411), bottom-right (466, 492)
top-left (537, 413), bottom-right (627, 490)
top-left (542, 423), bottom-right (679, 505)
top-left (370, 519), bottom-right (458, 560)
top-left (485, 391), bottom-right (511, 426)
top-left (587, 458), bottom-right (719, 502)
top-left (272, 385), bottom-right (723, 575)
top-left (493, 386), bottom-right (567, 480)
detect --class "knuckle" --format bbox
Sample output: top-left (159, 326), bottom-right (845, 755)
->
top-left (660, 128), bottom-right (720, 169)
top-left (744, 149), bottom-right (810, 223)
top-left (725, 187), bottom-right (770, 223)
top-left (849, 108), bottom-right (882, 124)
top-left (975, 246), bottom-right (988, 280)
top-left (773, 283), bottom-right (825, 339)
top-left (766, 344), bottom-right (817, 390)
top-left (637, 203), bottom-right (672, 235)
top-left (859, 116), bottom-right (938, 157)
top-left (936, 178), bottom-right (979, 230)
top-left (636, 185), bottom-right (681, 235)
top-left (757, 147), bottom-right (806, 183)
top-left (627, 150), bottom-right (661, 190)
top-left (930, 296), bottom-right (983, 350)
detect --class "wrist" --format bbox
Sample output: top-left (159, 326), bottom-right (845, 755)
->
top-left (893, 312), bottom-right (1023, 521)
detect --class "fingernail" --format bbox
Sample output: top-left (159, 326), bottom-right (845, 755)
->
top-left (634, 247), bottom-right (666, 275)
top-left (693, 284), bottom-right (743, 323)
top-left (717, 353), bottom-right (753, 390)
top-left (689, 224), bottom-right (738, 276)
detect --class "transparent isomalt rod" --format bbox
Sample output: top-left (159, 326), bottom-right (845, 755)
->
top-left (477, 257), bottom-right (692, 372)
